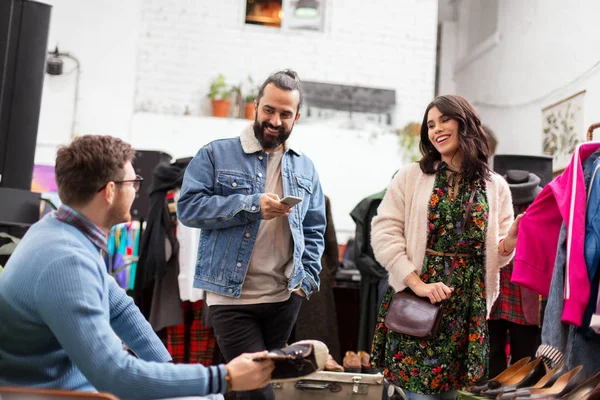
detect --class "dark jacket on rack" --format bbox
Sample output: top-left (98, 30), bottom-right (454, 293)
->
top-left (134, 157), bottom-right (192, 330)
top-left (350, 190), bottom-right (388, 352)
top-left (294, 196), bottom-right (341, 362)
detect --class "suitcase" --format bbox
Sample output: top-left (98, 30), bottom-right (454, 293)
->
top-left (273, 371), bottom-right (385, 399)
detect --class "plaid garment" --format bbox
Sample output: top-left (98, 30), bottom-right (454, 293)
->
top-left (489, 260), bottom-right (531, 325)
top-left (55, 204), bottom-right (108, 252)
top-left (167, 301), bottom-right (216, 365)
top-left (489, 204), bottom-right (535, 325)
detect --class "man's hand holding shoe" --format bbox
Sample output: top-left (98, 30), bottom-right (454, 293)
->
top-left (225, 351), bottom-right (275, 391)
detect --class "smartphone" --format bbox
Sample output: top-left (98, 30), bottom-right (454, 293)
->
top-left (280, 195), bottom-right (303, 207)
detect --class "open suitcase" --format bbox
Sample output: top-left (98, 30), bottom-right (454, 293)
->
top-left (273, 371), bottom-right (385, 399)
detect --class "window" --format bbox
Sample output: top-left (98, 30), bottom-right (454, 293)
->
top-left (244, 0), bottom-right (325, 32)
top-left (245, 0), bottom-right (282, 28)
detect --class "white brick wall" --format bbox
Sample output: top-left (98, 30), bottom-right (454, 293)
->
top-left (135, 0), bottom-right (439, 127)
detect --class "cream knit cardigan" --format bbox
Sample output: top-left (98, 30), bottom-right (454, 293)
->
top-left (371, 162), bottom-right (515, 317)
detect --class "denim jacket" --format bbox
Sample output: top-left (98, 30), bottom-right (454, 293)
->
top-left (177, 126), bottom-right (326, 299)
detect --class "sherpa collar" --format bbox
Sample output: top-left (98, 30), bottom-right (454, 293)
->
top-left (239, 124), bottom-right (302, 156)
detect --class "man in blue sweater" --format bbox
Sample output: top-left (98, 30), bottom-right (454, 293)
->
top-left (0, 135), bottom-right (274, 399)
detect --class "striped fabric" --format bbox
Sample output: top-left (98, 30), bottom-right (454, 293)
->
top-left (536, 343), bottom-right (565, 368)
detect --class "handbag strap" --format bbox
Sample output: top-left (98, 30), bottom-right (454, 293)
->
top-left (444, 186), bottom-right (478, 286)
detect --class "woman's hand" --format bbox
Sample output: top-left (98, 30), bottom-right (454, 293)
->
top-left (507, 212), bottom-right (525, 241)
top-left (413, 282), bottom-right (454, 304)
top-left (405, 271), bottom-right (454, 303)
top-left (501, 212), bottom-right (525, 254)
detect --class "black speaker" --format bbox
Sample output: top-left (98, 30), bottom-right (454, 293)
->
top-left (131, 150), bottom-right (172, 220)
top-left (492, 154), bottom-right (553, 188)
top-left (0, 0), bottom-right (52, 190)
top-left (0, 0), bottom-right (50, 230)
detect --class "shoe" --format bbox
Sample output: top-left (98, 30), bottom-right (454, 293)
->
top-left (588, 381), bottom-right (600, 400)
top-left (264, 340), bottom-right (329, 383)
top-left (497, 362), bottom-right (565, 400)
top-left (513, 365), bottom-right (585, 399)
top-left (343, 351), bottom-right (362, 373)
top-left (324, 354), bottom-right (344, 372)
top-left (357, 350), bottom-right (378, 374)
top-left (481, 358), bottom-right (547, 397)
top-left (561, 370), bottom-right (600, 400)
top-left (469, 357), bottom-right (531, 394)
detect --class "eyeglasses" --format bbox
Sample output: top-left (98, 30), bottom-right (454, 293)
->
top-left (97, 175), bottom-right (144, 193)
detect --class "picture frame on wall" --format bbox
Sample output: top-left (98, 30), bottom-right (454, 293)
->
top-left (542, 90), bottom-right (586, 173)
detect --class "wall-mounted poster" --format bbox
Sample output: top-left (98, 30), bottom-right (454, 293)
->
top-left (542, 90), bottom-right (586, 172)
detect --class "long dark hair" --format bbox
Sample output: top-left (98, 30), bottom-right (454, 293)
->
top-left (418, 95), bottom-right (490, 182)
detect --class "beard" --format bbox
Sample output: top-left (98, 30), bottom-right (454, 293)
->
top-left (253, 118), bottom-right (293, 150)
top-left (105, 194), bottom-right (132, 229)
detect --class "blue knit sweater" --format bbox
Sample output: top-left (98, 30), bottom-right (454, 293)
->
top-left (0, 213), bottom-right (227, 399)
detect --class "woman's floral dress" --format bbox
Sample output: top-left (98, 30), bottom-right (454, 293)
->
top-left (371, 162), bottom-right (490, 394)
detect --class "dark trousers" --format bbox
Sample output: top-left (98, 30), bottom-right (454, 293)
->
top-left (488, 319), bottom-right (541, 378)
top-left (210, 294), bottom-right (304, 400)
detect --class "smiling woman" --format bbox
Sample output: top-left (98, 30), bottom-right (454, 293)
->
top-left (369, 95), bottom-right (521, 400)
top-left (419, 95), bottom-right (491, 184)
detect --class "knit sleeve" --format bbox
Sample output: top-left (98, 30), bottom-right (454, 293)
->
top-left (107, 276), bottom-right (172, 362)
top-left (371, 165), bottom-right (419, 292)
top-left (34, 253), bottom-right (227, 399)
top-left (496, 176), bottom-right (515, 267)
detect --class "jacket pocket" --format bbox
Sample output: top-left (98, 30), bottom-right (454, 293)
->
top-left (216, 172), bottom-right (253, 195)
top-left (295, 175), bottom-right (313, 195)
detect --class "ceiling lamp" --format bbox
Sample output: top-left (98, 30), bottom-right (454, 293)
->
top-left (295, 0), bottom-right (319, 18)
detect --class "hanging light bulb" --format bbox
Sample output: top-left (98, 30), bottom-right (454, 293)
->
top-left (294, 0), bottom-right (319, 18)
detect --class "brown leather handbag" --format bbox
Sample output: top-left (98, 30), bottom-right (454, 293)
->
top-left (384, 187), bottom-right (477, 339)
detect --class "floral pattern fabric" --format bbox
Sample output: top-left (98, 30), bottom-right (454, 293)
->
top-left (371, 163), bottom-right (489, 394)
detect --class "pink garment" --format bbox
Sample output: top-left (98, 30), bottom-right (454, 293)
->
top-left (512, 142), bottom-right (600, 327)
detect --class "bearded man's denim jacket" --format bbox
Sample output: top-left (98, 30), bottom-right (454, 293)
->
top-left (177, 126), bottom-right (326, 299)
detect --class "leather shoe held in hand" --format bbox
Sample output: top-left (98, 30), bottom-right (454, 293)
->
top-left (468, 357), bottom-right (531, 394)
top-left (262, 340), bottom-right (329, 383)
top-left (481, 358), bottom-right (547, 397)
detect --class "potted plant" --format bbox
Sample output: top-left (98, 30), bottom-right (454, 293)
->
top-left (244, 76), bottom-right (258, 120)
top-left (397, 122), bottom-right (422, 163)
top-left (208, 74), bottom-right (232, 117)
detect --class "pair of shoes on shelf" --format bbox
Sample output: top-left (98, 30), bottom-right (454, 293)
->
top-left (343, 350), bottom-right (379, 374)
top-left (258, 340), bottom-right (329, 383)
top-left (558, 369), bottom-right (600, 400)
top-left (481, 358), bottom-right (547, 398)
top-left (469, 357), bottom-right (531, 394)
top-left (507, 365), bottom-right (585, 399)
top-left (495, 362), bottom-right (565, 399)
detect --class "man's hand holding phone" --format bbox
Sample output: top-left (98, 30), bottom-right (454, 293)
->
top-left (259, 193), bottom-right (291, 220)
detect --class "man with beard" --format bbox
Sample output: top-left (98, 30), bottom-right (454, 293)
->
top-left (0, 135), bottom-right (275, 399)
top-left (178, 70), bottom-right (326, 400)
